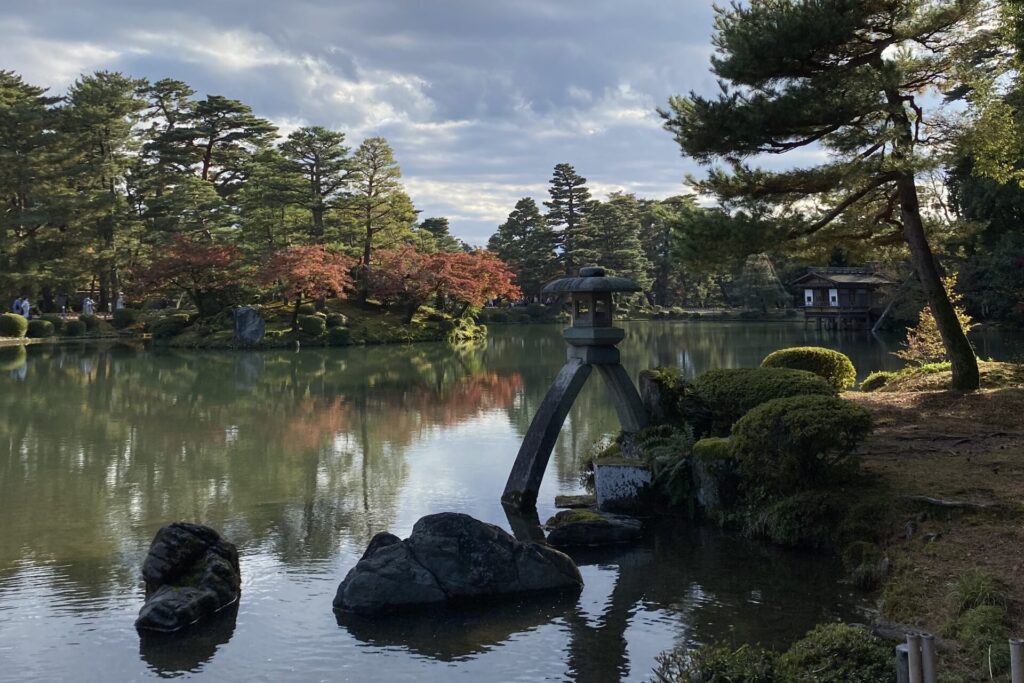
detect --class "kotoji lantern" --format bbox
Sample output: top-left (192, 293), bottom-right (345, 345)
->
top-left (502, 266), bottom-right (649, 509)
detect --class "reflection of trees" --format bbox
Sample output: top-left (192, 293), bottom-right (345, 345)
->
top-left (0, 342), bottom-right (522, 598)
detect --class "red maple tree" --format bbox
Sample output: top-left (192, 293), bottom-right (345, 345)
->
top-left (369, 246), bottom-right (519, 322)
top-left (261, 245), bottom-right (356, 328)
top-left (133, 235), bottom-right (241, 316)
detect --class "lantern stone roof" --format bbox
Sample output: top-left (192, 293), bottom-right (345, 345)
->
top-left (542, 266), bottom-right (642, 294)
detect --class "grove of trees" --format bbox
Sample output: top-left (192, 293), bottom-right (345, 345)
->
top-left (0, 70), bottom-right (493, 319)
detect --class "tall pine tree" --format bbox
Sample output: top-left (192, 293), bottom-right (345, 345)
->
top-left (544, 163), bottom-right (591, 275)
top-left (280, 126), bottom-right (353, 243)
top-left (488, 197), bottom-right (558, 299)
top-left (662, 0), bottom-right (982, 390)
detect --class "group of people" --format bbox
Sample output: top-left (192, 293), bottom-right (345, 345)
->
top-left (8, 294), bottom-right (118, 320)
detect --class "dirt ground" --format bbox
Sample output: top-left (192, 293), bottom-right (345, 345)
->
top-left (846, 386), bottom-right (1024, 676)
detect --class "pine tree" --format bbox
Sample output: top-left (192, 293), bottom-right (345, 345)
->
top-left (662, 0), bottom-right (982, 391)
top-left (488, 197), bottom-right (558, 299)
top-left (544, 163), bottom-right (591, 275)
top-left (577, 193), bottom-right (652, 289)
top-left (417, 217), bottom-right (463, 253)
top-left (280, 126), bottom-right (353, 243)
top-left (640, 195), bottom-right (695, 306)
top-left (348, 137), bottom-right (418, 301)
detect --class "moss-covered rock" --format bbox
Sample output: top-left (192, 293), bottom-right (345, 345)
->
top-left (761, 346), bottom-right (857, 390)
top-left (297, 314), bottom-right (326, 337)
top-left (691, 437), bottom-right (740, 514)
top-left (150, 313), bottom-right (191, 339)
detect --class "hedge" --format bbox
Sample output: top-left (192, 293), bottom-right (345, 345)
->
top-left (761, 347), bottom-right (857, 390)
top-left (27, 319), bottom-right (55, 338)
top-left (150, 313), bottom-right (191, 339)
top-left (691, 367), bottom-right (836, 436)
top-left (776, 624), bottom-right (890, 683)
top-left (859, 371), bottom-right (895, 392)
top-left (63, 320), bottom-right (86, 336)
top-left (0, 313), bottom-right (29, 338)
top-left (297, 314), bottom-right (326, 337)
top-left (731, 395), bottom-right (872, 498)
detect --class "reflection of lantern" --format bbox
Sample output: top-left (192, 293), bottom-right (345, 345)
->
top-left (503, 265), bottom-right (648, 510)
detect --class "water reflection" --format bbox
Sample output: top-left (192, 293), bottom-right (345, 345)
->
top-left (139, 603), bottom-right (238, 677)
top-left (0, 322), bottom-right (1018, 682)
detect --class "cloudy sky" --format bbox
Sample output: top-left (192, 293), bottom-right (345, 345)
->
top-left (1, 1), bottom-right (723, 244)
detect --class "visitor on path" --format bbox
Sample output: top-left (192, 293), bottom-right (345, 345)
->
top-left (115, 293), bottom-right (125, 310)
top-left (12, 296), bottom-right (22, 314)
top-left (82, 296), bottom-right (95, 316)
top-left (19, 297), bottom-right (31, 320)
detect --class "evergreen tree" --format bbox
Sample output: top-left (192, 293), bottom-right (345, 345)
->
top-left (544, 163), bottom-right (591, 275)
top-left (640, 195), bottom-right (696, 306)
top-left (417, 217), bottom-right (463, 253)
top-left (348, 137), bottom-right (418, 300)
top-left (577, 192), bottom-right (652, 289)
top-left (279, 126), bottom-right (353, 243)
top-left (488, 197), bottom-right (558, 299)
top-left (0, 71), bottom-right (67, 299)
top-left (662, 0), bottom-right (982, 391)
top-left (62, 71), bottom-right (147, 310)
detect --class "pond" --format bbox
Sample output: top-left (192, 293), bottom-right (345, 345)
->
top-left (0, 321), bottom-right (1019, 682)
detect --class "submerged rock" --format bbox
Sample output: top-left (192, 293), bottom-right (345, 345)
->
top-left (334, 512), bottom-right (583, 615)
top-left (136, 522), bottom-right (241, 633)
top-left (544, 509), bottom-right (643, 548)
top-left (554, 494), bottom-right (597, 509)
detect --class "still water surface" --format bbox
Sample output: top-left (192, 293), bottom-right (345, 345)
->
top-left (0, 322), bottom-right (1018, 682)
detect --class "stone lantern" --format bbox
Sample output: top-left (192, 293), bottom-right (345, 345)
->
top-left (502, 266), bottom-right (649, 509)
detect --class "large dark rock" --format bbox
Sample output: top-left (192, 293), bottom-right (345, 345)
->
top-left (136, 522), bottom-right (241, 632)
top-left (233, 306), bottom-right (265, 345)
top-left (334, 513), bottom-right (583, 615)
top-left (544, 509), bottom-right (643, 548)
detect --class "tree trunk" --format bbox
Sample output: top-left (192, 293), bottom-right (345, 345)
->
top-left (291, 298), bottom-right (303, 331)
top-left (897, 176), bottom-right (979, 391)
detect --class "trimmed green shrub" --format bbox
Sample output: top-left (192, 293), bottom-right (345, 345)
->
top-left (761, 347), bottom-right (857, 390)
top-left (777, 623), bottom-right (890, 683)
top-left (325, 313), bottom-right (348, 328)
top-left (111, 308), bottom-right (138, 329)
top-left (79, 314), bottom-right (100, 331)
top-left (297, 303), bottom-right (317, 315)
top-left (955, 605), bottom-right (1011, 675)
top-left (641, 367), bottom-right (715, 436)
top-left (692, 367), bottom-right (836, 436)
top-left (0, 313), bottom-right (29, 338)
top-left (0, 345), bottom-right (27, 371)
top-left (63, 319), bottom-right (86, 337)
top-left (731, 395), bottom-right (872, 497)
top-left (859, 371), bottom-right (895, 392)
top-left (327, 326), bottom-right (351, 346)
top-left (150, 313), bottom-right (191, 339)
top-left (27, 319), bottom-right (55, 338)
top-left (40, 314), bottom-right (64, 334)
top-left (653, 643), bottom-right (776, 682)
top-left (692, 436), bottom-right (732, 461)
top-left (297, 314), bottom-right (326, 337)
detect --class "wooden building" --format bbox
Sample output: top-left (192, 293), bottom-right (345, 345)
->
top-left (791, 267), bottom-right (894, 329)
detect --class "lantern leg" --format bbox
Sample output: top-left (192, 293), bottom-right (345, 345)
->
top-left (595, 363), bottom-right (649, 433)
top-left (502, 358), bottom-right (593, 510)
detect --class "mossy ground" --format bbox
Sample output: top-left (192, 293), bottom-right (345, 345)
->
top-left (846, 372), bottom-right (1024, 680)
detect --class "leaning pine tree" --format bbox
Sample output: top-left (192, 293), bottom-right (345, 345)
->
top-left (662, 0), bottom-right (981, 391)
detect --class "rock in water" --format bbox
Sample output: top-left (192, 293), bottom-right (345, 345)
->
top-left (136, 522), bottom-right (241, 632)
top-left (334, 512), bottom-right (583, 615)
top-left (544, 509), bottom-right (643, 548)
top-left (233, 306), bottom-right (265, 345)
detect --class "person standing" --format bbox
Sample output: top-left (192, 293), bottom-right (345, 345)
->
top-left (82, 296), bottom-right (95, 316)
top-left (115, 292), bottom-right (125, 310)
top-left (19, 296), bottom-right (31, 320)
top-left (12, 296), bottom-right (22, 314)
